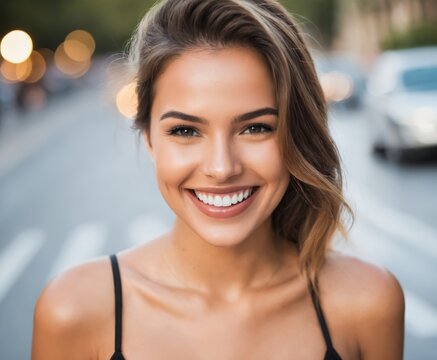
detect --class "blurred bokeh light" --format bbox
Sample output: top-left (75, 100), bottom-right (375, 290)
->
top-left (64, 30), bottom-right (96, 62)
top-left (53, 30), bottom-right (95, 78)
top-left (1, 58), bottom-right (31, 83)
top-left (24, 51), bottom-right (47, 84)
top-left (116, 81), bottom-right (137, 119)
top-left (63, 39), bottom-right (91, 63)
top-left (1, 51), bottom-right (48, 84)
top-left (320, 70), bottom-right (353, 103)
top-left (54, 44), bottom-right (90, 78)
top-left (0, 30), bottom-right (33, 64)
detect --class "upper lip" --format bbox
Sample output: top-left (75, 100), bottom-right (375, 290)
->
top-left (188, 186), bottom-right (258, 194)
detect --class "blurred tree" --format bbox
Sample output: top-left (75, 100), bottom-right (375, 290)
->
top-left (0, 0), bottom-right (338, 53)
top-left (281, 0), bottom-right (338, 47)
top-left (382, 22), bottom-right (437, 50)
top-left (353, 0), bottom-right (437, 50)
top-left (0, 0), bottom-right (152, 52)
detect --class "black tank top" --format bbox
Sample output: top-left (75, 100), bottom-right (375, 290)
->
top-left (109, 254), bottom-right (343, 360)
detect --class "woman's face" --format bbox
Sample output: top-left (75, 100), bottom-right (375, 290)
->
top-left (146, 46), bottom-right (290, 246)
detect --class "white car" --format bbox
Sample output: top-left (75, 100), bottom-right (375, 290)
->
top-left (365, 47), bottom-right (437, 162)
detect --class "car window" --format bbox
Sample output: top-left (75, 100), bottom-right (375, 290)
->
top-left (401, 66), bottom-right (437, 91)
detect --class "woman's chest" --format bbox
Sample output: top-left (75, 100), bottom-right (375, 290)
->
top-left (109, 305), bottom-right (353, 360)
top-left (98, 276), bottom-right (357, 360)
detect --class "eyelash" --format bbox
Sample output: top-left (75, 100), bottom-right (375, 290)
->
top-left (167, 123), bottom-right (274, 137)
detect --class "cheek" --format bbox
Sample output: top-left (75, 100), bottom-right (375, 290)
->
top-left (242, 140), bottom-right (289, 184)
top-left (153, 142), bottom-right (198, 189)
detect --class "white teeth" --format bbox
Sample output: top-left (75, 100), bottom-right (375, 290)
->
top-left (222, 195), bottom-right (232, 207)
top-left (193, 188), bottom-right (254, 207)
top-left (243, 189), bottom-right (249, 199)
top-left (213, 195), bottom-right (223, 207)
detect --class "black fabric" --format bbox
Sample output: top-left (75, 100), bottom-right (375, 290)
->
top-left (110, 254), bottom-right (126, 360)
top-left (109, 254), bottom-right (342, 360)
top-left (308, 281), bottom-right (343, 360)
top-left (109, 351), bottom-right (126, 360)
top-left (324, 348), bottom-right (343, 360)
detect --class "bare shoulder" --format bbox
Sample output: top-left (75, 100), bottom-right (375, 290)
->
top-left (32, 256), bottom-right (114, 359)
top-left (320, 251), bottom-right (405, 359)
top-left (321, 251), bottom-right (405, 306)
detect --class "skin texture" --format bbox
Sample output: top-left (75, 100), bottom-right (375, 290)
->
top-left (32, 47), bottom-right (405, 360)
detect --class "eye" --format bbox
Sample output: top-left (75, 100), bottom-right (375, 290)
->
top-left (167, 126), bottom-right (200, 137)
top-left (242, 123), bottom-right (273, 135)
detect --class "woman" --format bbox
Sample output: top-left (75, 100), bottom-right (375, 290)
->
top-left (32, 1), bottom-right (405, 359)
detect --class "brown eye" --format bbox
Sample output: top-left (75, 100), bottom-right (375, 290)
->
top-left (242, 123), bottom-right (273, 135)
top-left (167, 126), bottom-right (200, 137)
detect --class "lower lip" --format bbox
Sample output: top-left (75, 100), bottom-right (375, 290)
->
top-left (186, 188), bottom-right (259, 219)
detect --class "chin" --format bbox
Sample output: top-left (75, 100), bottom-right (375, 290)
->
top-left (197, 232), bottom-right (250, 248)
top-left (190, 218), bottom-right (263, 248)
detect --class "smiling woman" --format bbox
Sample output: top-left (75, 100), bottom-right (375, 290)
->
top-left (31, 1), bottom-right (405, 360)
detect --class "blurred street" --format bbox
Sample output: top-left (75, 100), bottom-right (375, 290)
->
top-left (0, 78), bottom-right (436, 359)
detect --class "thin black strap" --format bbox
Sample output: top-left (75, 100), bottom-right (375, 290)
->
top-left (110, 254), bottom-right (123, 355)
top-left (308, 281), bottom-right (334, 349)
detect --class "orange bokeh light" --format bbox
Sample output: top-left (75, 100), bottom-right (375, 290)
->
top-left (116, 82), bottom-right (138, 119)
top-left (66, 30), bottom-right (96, 56)
top-left (1, 58), bottom-right (32, 83)
top-left (53, 29), bottom-right (95, 79)
top-left (63, 39), bottom-right (91, 62)
top-left (25, 51), bottom-right (47, 83)
top-left (54, 42), bottom-right (91, 78)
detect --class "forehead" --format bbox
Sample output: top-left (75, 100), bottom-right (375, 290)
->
top-left (151, 46), bottom-right (276, 117)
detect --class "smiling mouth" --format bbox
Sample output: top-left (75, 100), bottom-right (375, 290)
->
top-left (189, 187), bottom-right (260, 208)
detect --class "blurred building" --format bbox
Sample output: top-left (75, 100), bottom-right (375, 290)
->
top-left (334, 0), bottom-right (437, 63)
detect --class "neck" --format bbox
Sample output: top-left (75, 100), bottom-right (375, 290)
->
top-left (161, 217), bottom-right (298, 303)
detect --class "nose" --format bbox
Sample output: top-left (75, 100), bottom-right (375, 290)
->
top-left (202, 135), bottom-right (243, 182)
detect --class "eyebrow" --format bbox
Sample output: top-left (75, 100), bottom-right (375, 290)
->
top-left (159, 107), bottom-right (278, 124)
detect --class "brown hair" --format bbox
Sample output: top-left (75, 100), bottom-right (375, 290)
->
top-left (126, 0), bottom-right (353, 294)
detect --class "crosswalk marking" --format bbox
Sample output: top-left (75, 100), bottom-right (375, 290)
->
top-left (129, 213), bottom-right (171, 245)
top-left (335, 216), bottom-right (400, 264)
top-left (47, 222), bottom-right (107, 281)
top-left (0, 229), bottom-right (45, 304)
top-left (345, 179), bottom-right (437, 261)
